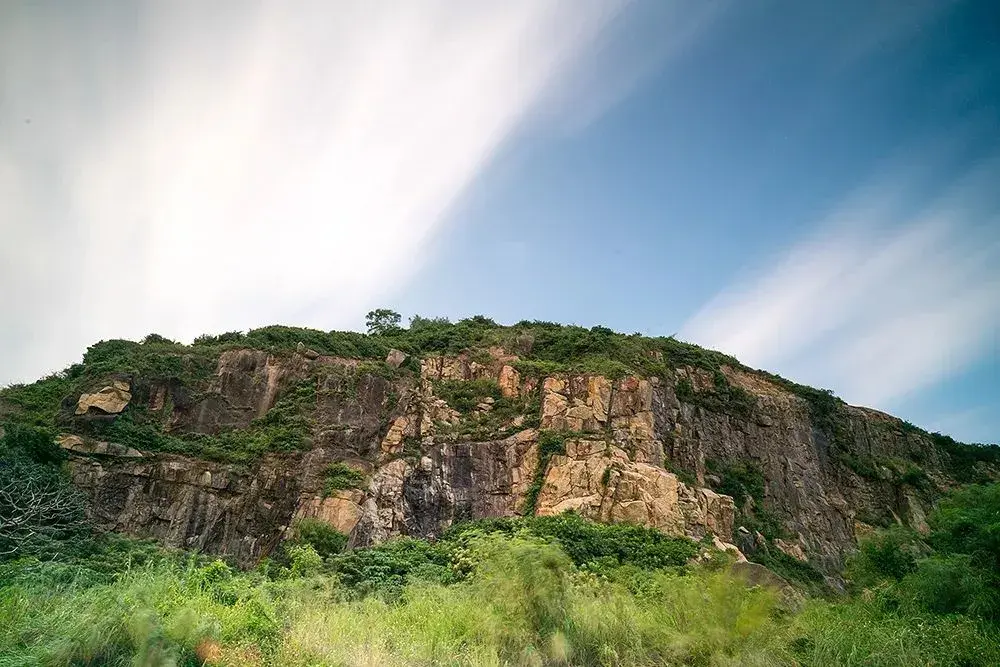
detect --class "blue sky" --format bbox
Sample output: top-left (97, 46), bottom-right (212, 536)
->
top-left (1, 1), bottom-right (997, 443)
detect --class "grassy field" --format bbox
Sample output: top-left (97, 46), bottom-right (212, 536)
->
top-left (2, 518), bottom-right (999, 667)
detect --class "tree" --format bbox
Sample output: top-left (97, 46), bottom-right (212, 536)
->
top-left (0, 425), bottom-right (86, 558)
top-left (365, 309), bottom-right (402, 336)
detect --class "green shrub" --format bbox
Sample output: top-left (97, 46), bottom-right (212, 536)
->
top-left (431, 378), bottom-right (502, 413)
top-left (443, 513), bottom-right (699, 571)
top-left (327, 538), bottom-right (455, 600)
top-left (847, 525), bottom-right (924, 585)
top-left (707, 459), bottom-right (765, 508)
top-left (290, 519), bottom-right (348, 559)
top-left (322, 462), bottom-right (366, 496)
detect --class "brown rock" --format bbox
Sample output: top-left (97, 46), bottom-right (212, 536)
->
top-left (296, 489), bottom-right (365, 534)
top-left (774, 538), bottom-right (809, 562)
top-left (498, 365), bottom-right (520, 398)
top-left (385, 349), bottom-right (407, 369)
top-left (75, 380), bottom-right (131, 415)
top-left (535, 437), bottom-right (734, 540)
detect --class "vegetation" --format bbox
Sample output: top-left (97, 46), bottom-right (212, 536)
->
top-left (365, 309), bottom-right (402, 336)
top-left (847, 483), bottom-right (1000, 623)
top-left (321, 462), bottom-right (366, 496)
top-left (675, 370), bottom-right (758, 419)
top-left (2, 314), bottom-right (996, 472)
top-left (4, 313), bottom-right (1000, 663)
top-left (5, 488), bottom-right (1000, 665)
top-left (2, 422), bottom-right (999, 665)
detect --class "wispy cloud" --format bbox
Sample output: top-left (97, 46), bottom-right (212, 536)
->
top-left (0, 0), bottom-right (681, 385)
top-left (680, 158), bottom-right (1000, 410)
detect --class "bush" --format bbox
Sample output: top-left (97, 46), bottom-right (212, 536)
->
top-left (290, 519), bottom-right (347, 559)
top-left (443, 512), bottom-right (699, 571)
top-left (847, 525), bottom-right (924, 585)
top-left (847, 483), bottom-right (1000, 624)
top-left (321, 463), bottom-right (366, 496)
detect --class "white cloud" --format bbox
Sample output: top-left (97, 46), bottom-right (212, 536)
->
top-left (0, 0), bottom-right (658, 385)
top-left (680, 165), bottom-right (1000, 410)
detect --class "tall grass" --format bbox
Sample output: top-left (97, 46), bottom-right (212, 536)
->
top-left (3, 535), bottom-right (999, 666)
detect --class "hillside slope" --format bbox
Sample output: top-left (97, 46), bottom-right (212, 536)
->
top-left (2, 317), bottom-right (996, 574)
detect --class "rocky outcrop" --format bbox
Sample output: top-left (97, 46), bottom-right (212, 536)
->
top-left (55, 347), bottom-right (994, 572)
top-left (353, 429), bottom-right (539, 545)
top-left (76, 380), bottom-right (131, 415)
top-left (535, 437), bottom-right (734, 540)
top-left (58, 434), bottom-right (143, 458)
top-left (68, 452), bottom-right (303, 562)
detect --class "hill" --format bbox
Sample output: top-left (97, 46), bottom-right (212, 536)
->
top-left (1, 314), bottom-right (997, 580)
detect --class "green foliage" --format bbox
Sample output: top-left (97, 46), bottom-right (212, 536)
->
top-left (289, 519), bottom-right (348, 559)
top-left (847, 482), bottom-right (1000, 624)
top-left (251, 325), bottom-right (386, 357)
top-left (0, 374), bottom-right (75, 428)
top-left (752, 546), bottom-right (827, 596)
top-left (675, 371), bottom-right (758, 418)
top-left (847, 525), bottom-right (924, 585)
top-left (0, 422), bottom-right (65, 465)
top-left (173, 379), bottom-right (317, 463)
top-left (443, 512), bottom-right (700, 571)
top-left (0, 424), bottom-right (88, 560)
top-left (431, 378), bottom-right (502, 413)
top-left (931, 432), bottom-right (1000, 483)
top-left (707, 458), bottom-right (765, 508)
top-left (836, 452), bottom-right (932, 489)
top-left (5, 509), bottom-right (1000, 665)
top-left (287, 543), bottom-right (323, 577)
top-left (929, 483), bottom-right (1000, 572)
top-left (793, 597), bottom-right (1000, 666)
top-left (365, 308), bottom-right (402, 336)
top-left (321, 462), bottom-right (366, 496)
top-left (327, 538), bottom-right (455, 600)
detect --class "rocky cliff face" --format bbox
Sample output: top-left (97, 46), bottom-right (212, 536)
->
top-left (34, 340), bottom-right (994, 573)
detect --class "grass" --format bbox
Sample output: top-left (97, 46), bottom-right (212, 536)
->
top-left (4, 529), bottom-right (999, 666)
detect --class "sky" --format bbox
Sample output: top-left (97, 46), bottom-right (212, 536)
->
top-left (1, 1), bottom-right (997, 443)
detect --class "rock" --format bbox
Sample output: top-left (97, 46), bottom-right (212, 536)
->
top-left (295, 342), bottom-right (320, 360)
top-left (379, 416), bottom-right (412, 460)
top-left (730, 561), bottom-right (800, 606)
top-left (713, 535), bottom-right (747, 562)
top-left (774, 538), bottom-right (808, 562)
top-left (75, 380), bottom-right (131, 415)
top-left (901, 490), bottom-right (930, 535)
top-left (58, 434), bottom-right (143, 458)
top-left (296, 489), bottom-right (366, 535)
top-left (385, 349), bottom-right (407, 368)
top-left (69, 452), bottom-right (302, 565)
top-left (57, 348), bottom-right (991, 575)
top-left (534, 437), bottom-right (735, 540)
top-left (498, 365), bottom-right (520, 398)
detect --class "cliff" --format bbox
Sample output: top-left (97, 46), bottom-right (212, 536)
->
top-left (3, 320), bottom-right (996, 574)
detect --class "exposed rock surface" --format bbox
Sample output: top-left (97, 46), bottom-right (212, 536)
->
top-left (76, 380), bottom-right (131, 415)
top-left (535, 437), bottom-right (734, 540)
top-left (69, 453), bottom-right (302, 562)
top-left (52, 347), bottom-right (995, 571)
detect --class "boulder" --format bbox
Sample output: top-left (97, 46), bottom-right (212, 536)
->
top-left (385, 348), bottom-right (407, 369)
top-left (75, 380), bottom-right (131, 415)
